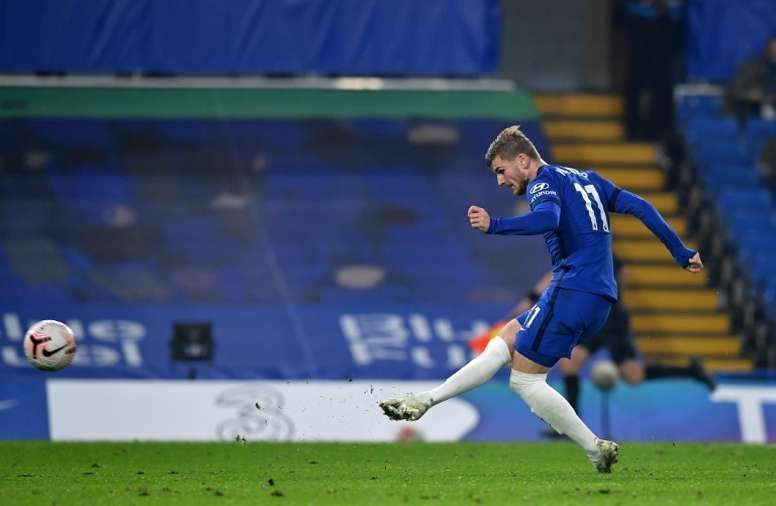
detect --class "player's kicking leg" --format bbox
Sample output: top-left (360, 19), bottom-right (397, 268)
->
top-left (379, 307), bottom-right (619, 473)
top-left (379, 319), bottom-right (517, 421)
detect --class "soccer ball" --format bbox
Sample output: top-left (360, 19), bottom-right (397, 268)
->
top-left (590, 360), bottom-right (619, 391)
top-left (23, 320), bottom-right (77, 371)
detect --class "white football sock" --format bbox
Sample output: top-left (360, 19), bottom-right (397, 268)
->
top-left (415, 337), bottom-right (511, 406)
top-left (509, 369), bottom-right (598, 455)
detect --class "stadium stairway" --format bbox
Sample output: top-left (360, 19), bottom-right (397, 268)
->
top-left (536, 94), bottom-right (750, 372)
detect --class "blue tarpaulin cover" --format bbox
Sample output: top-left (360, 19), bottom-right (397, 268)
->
top-left (0, 0), bottom-right (499, 75)
top-left (686, 0), bottom-right (776, 82)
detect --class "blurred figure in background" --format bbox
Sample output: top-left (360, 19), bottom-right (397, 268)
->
top-left (619, 0), bottom-right (685, 141)
top-left (726, 35), bottom-right (776, 123)
top-left (758, 133), bottom-right (776, 190)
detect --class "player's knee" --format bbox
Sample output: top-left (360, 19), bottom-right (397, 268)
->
top-left (483, 336), bottom-right (512, 367)
top-left (509, 368), bottom-right (546, 399)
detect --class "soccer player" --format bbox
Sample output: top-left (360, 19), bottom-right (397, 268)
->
top-left (478, 259), bottom-right (715, 441)
top-left (506, 258), bottom-right (716, 431)
top-left (379, 125), bottom-right (703, 473)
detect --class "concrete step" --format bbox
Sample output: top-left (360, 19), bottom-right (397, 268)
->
top-left (638, 192), bottom-right (678, 215)
top-left (553, 143), bottom-right (657, 165)
top-left (535, 94), bottom-right (623, 117)
top-left (631, 313), bottom-right (730, 334)
top-left (595, 168), bottom-right (665, 191)
top-left (614, 240), bottom-right (696, 263)
top-left (641, 356), bottom-right (751, 373)
top-left (637, 336), bottom-right (741, 356)
top-left (627, 265), bottom-right (708, 287)
top-left (623, 289), bottom-right (718, 311)
top-left (611, 215), bottom-right (686, 238)
top-left (543, 120), bottom-right (624, 142)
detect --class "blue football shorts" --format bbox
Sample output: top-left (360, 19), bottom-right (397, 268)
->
top-left (515, 286), bottom-right (613, 368)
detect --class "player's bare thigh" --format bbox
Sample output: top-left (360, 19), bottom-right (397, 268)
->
top-left (495, 319), bottom-right (521, 355)
top-left (497, 319), bottom-right (550, 374)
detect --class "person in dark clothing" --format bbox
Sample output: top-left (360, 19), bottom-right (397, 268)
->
top-left (759, 134), bottom-right (776, 190)
top-left (726, 35), bottom-right (776, 123)
top-left (620, 0), bottom-right (685, 141)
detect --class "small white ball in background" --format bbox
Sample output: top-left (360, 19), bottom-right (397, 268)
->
top-left (23, 320), bottom-right (77, 371)
top-left (590, 360), bottom-right (619, 391)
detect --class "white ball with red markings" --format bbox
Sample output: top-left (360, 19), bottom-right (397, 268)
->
top-left (23, 320), bottom-right (77, 371)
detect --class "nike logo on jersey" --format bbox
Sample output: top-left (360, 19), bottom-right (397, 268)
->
top-left (42, 345), bottom-right (67, 357)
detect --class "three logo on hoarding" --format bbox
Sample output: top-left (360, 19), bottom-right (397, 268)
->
top-left (214, 386), bottom-right (294, 441)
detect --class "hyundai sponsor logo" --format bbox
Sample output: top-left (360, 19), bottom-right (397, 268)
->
top-left (530, 182), bottom-right (549, 194)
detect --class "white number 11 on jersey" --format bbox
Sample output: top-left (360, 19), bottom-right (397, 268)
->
top-left (573, 183), bottom-right (610, 232)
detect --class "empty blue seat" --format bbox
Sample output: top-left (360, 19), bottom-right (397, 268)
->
top-left (719, 188), bottom-right (773, 212)
top-left (693, 141), bottom-right (752, 166)
top-left (677, 96), bottom-right (724, 118)
top-left (31, 119), bottom-right (115, 150)
top-left (728, 215), bottom-right (775, 243)
top-left (684, 116), bottom-right (739, 140)
top-left (745, 118), bottom-right (776, 139)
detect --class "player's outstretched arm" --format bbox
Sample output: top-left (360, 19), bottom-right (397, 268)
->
top-left (468, 202), bottom-right (561, 235)
top-left (612, 189), bottom-right (700, 271)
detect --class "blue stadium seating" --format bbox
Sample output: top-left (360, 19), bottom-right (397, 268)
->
top-left (679, 95), bottom-right (776, 318)
top-left (0, 118), bottom-right (547, 307)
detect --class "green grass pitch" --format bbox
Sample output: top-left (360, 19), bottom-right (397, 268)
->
top-left (1, 442), bottom-right (775, 505)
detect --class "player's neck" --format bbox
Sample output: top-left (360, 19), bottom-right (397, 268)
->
top-left (527, 158), bottom-right (549, 182)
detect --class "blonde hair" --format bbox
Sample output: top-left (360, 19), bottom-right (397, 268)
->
top-left (484, 125), bottom-right (540, 167)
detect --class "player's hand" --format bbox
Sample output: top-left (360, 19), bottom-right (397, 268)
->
top-left (685, 252), bottom-right (703, 273)
top-left (468, 205), bottom-right (491, 233)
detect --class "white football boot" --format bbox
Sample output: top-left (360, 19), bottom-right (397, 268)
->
top-left (379, 395), bottom-right (432, 421)
top-left (589, 438), bottom-right (619, 473)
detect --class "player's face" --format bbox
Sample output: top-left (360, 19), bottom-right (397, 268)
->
top-left (491, 154), bottom-right (530, 195)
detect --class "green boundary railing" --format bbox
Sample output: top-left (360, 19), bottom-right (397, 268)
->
top-left (0, 87), bottom-right (538, 119)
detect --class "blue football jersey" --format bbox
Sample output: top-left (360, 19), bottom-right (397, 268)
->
top-left (526, 165), bottom-right (619, 301)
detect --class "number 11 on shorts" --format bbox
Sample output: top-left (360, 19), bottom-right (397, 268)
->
top-left (524, 306), bottom-right (542, 328)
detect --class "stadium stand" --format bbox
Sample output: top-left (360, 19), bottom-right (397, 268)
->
top-left (676, 92), bottom-right (776, 369)
top-left (2, 87), bottom-right (760, 373)
top-left (0, 115), bottom-right (545, 307)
